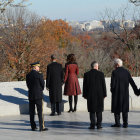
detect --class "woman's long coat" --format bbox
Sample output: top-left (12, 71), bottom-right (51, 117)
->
top-left (111, 67), bottom-right (138, 113)
top-left (83, 69), bottom-right (107, 112)
top-left (46, 62), bottom-right (63, 103)
top-left (64, 63), bottom-right (81, 96)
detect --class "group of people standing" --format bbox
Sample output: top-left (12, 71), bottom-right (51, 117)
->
top-left (46, 54), bottom-right (81, 116)
top-left (83, 59), bottom-right (139, 129)
top-left (26, 54), bottom-right (140, 132)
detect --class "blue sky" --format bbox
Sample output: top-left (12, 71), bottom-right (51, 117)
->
top-left (27, 0), bottom-right (133, 21)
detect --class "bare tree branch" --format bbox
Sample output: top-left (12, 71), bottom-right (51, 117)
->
top-left (129, 0), bottom-right (140, 6)
top-left (0, 0), bottom-right (29, 13)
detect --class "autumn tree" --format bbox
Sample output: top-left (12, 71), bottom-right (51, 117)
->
top-left (0, 8), bottom-right (78, 81)
top-left (32, 18), bottom-right (77, 76)
top-left (78, 33), bottom-right (93, 48)
top-left (0, 8), bottom-right (40, 81)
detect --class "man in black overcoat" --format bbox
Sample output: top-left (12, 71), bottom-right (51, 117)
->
top-left (83, 61), bottom-right (107, 129)
top-left (26, 62), bottom-right (48, 131)
top-left (111, 58), bottom-right (139, 128)
top-left (46, 55), bottom-right (63, 116)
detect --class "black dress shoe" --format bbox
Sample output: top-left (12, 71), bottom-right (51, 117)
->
top-left (111, 124), bottom-right (121, 127)
top-left (57, 112), bottom-right (61, 115)
top-left (68, 109), bottom-right (73, 113)
top-left (32, 127), bottom-right (38, 131)
top-left (50, 113), bottom-right (55, 116)
top-left (123, 125), bottom-right (128, 128)
top-left (40, 128), bottom-right (48, 132)
top-left (97, 126), bottom-right (102, 129)
top-left (88, 126), bottom-right (95, 129)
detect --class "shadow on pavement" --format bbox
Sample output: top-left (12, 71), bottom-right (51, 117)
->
top-left (0, 93), bottom-right (28, 105)
top-left (14, 88), bottom-right (68, 112)
top-left (46, 120), bottom-right (89, 129)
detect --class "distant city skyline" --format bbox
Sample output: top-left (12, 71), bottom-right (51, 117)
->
top-left (67, 19), bottom-right (135, 31)
top-left (28, 0), bottom-right (137, 21)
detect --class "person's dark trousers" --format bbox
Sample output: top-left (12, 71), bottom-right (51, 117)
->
top-left (29, 99), bottom-right (43, 130)
top-left (29, 100), bottom-right (36, 130)
top-left (74, 95), bottom-right (78, 111)
top-left (114, 113), bottom-right (121, 125)
top-left (68, 96), bottom-right (73, 110)
top-left (114, 113), bottom-right (128, 126)
top-left (96, 112), bottom-right (102, 127)
top-left (122, 112), bottom-right (128, 126)
top-left (51, 103), bottom-right (55, 114)
top-left (51, 102), bottom-right (61, 114)
top-left (90, 112), bottom-right (102, 127)
top-left (56, 102), bottom-right (61, 114)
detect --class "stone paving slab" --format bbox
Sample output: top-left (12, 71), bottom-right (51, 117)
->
top-left (0, 111), bottom-right (140, 140)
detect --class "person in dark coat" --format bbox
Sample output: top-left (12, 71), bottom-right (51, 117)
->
top-left (46, 55), bottom-right (64, 116)
top-left (64, 54), bottom-right (81, 112)
top-left (111, 58), bottom-right (139, 128)
top-left (26, 61), bottom-right (48, 131)
top-left (83, 61), bottom-right (107, 129)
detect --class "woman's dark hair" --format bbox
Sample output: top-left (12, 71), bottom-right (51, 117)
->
top-left (67, 54), bottom-right (76, 63)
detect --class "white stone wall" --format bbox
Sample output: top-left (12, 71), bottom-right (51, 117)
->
top-left (0, 77), bottom-right (139, 116)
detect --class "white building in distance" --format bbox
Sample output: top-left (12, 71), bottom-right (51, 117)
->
top-left (67, 20), bottom-right (135, 31)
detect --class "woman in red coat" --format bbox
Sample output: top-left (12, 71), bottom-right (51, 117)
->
top-left (64, 54), bottom-right (81, 112)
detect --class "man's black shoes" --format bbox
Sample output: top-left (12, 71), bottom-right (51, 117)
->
top-left (57, 112), bottom-right (61, 115)
top-left (50, 113), bottom-right (55, 116)
top-left (123, 124), bottom-right (128, 128)
top-left (111, 124), bottom-right (121, 127)
top-left (40, 128), bottom-right (48, 132)
top-left (50, 112), bottom-right (61, 116)
top-left (32, 127), bottom-right (48, 131)
top-left (31, 127), bottom-right (38, 131)
top-left (68, 109), bottom-right (73, 113)
top-left (88, 126), bottom-right (102, 129)
top-left (97, 126), bottom-right (102, 129)
top-left (88, 126), bottom-right (95, 129)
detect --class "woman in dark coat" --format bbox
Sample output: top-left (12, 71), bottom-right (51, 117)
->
top-left (64, 54), bottom-right (81, 112)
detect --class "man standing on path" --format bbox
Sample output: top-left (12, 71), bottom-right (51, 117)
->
top-left (83, 61), bottom-right (107, 129)
top-left (111, 58), bottom-right (139, 128)
top-left (26, 61), bottom-right (48, 131)
top-left (46, 55), bottom-right (64, 116)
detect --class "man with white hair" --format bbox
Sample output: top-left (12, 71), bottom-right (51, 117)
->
top-left (111, 58), bottom-right (138, 128)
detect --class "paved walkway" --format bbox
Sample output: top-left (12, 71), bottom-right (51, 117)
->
top-left (0, 111), bottom-right (140, 140)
